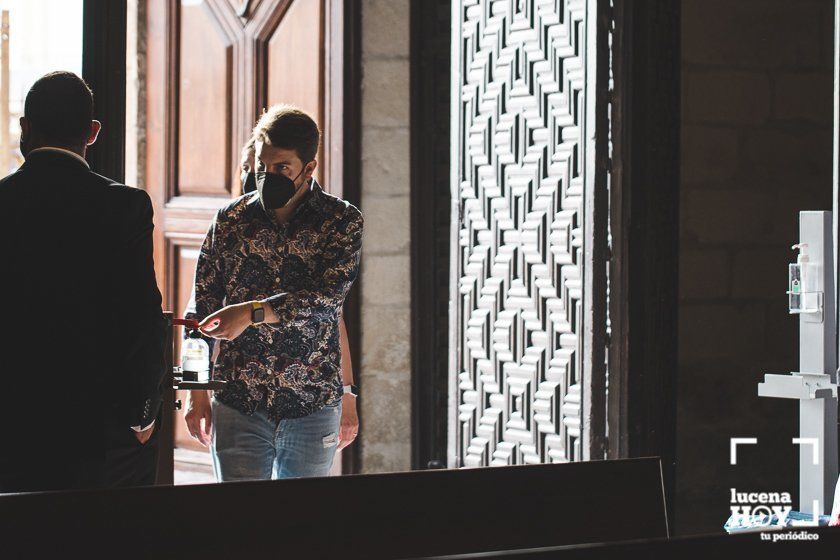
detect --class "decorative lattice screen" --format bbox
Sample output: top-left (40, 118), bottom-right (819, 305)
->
top-left (450, 0), bottom-right (609, 467)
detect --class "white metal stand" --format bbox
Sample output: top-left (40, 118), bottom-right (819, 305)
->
top-left (758, 211), bottom-right (838, 515)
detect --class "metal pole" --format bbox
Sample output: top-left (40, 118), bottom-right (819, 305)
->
top-left (798, 212), bottom-right (838, 513)
top-left (155, 312), bottom-right (174, 485)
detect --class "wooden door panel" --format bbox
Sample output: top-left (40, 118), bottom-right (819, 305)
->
top-left (266, 0), bottom-right (322, 120)
top-left (177, 1), bottom-right (233, 196)
top-left (265, 0), bottom-right (324, 181)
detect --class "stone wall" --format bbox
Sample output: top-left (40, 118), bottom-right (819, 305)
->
top-left (357, 0), bottom-right (413, 473)
top-left (677, 0), bottom-right (835, 534)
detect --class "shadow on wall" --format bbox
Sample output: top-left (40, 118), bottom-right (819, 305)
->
top-left (676, 0), bottom-right (835, 536)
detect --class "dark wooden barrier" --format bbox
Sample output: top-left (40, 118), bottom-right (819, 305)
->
top-left (0, 457), bottom-right (666, 558)
top-left (423, 526), bottom-right (840, 559)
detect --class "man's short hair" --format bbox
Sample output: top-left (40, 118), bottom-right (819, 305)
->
top-left (252, 105), bottom-right (320, 163)
top-left (242, 135), bottom-right (256, 155)
top-left (24, 71), bottom-right (93, 146)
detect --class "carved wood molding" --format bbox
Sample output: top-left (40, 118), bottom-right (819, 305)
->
top-left (165, 0), bottom-right (247, 204)
top-left (234, 0), bottom-right (254, 19)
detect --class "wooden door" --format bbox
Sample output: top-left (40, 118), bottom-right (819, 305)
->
top-left (145, 0), bottom-right (349, 457)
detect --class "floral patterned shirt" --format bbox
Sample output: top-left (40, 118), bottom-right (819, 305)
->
top-left (185, 181), bottom-right (363, 420)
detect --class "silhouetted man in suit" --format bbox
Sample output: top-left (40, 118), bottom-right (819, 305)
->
top-left (0, 71), bottom-right (166, 492)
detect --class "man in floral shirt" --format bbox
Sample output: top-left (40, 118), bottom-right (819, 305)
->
top-left (184, 105), bottom-right (362, 480)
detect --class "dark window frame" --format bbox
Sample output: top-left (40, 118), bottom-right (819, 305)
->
top-left (340, 0), bottom-right (363, 475)
top-left (410, 0), bottom-right (451, 470)
top-left (609, 0), bottom-right (681, 527)
top-left (83, 0), bottom-right (127, 182)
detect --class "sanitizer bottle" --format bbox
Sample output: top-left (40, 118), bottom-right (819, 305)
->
top-left (181, 329), bottom-right (210, 382)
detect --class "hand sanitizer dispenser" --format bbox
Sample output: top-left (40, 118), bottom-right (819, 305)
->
top-left (789, 243), bottom-right (823, 317)
top-left (759, 211), bottom-right (838, 515)
top-left (789, 246), bottom-right (804, 313)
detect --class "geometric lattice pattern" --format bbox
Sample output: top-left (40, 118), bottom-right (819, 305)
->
top-left (453, 0), bottom-right (590, 466)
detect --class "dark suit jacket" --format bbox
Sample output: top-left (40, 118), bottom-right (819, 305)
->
top-left (0, 149), bottom-right (166, 492)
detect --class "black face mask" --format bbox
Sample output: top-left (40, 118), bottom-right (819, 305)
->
top-left (256, 168), bottom-right (306, 210)
top-left (241, 171), bottom-right (257, 194)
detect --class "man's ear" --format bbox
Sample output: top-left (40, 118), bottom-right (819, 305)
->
top-left (305, 159), bottom-right (318, 180)
top-left (86, 120), bottom-right (102, 146)
top-left (19, 117), bottom-right (29, 140)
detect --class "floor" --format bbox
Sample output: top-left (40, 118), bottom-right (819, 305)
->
top-left (174, 448), bottom-right (215, 485)
top-left (173, 446), bottom-right (345, 483)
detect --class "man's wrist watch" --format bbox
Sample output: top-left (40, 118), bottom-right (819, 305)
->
top-left (250, 301), bottom-right (265, 324)
top-left (343, 384), bottom-right (359, 398)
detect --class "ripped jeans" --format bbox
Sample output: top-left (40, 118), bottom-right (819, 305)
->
top-left (210, 398), bottom-right (341, 481)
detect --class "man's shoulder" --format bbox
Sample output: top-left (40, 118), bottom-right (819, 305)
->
top-left (315, 189), bottom-right (363, 225)
top-left (215, 192), bottom-right (256, 223)
top-left (0, 165), bottom-right (147, 202)
top-left (97, 176), bottom-right (153, 209)
top-left (0, 168), bottom-right (23, 189)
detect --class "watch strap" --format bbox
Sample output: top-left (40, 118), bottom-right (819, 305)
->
top-left (343, 384), bottom-right (359, 397)
top-left (250, 301), bottom-right (265, 324)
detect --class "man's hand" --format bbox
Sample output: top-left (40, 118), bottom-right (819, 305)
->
top-left (184, 390), bottom-right (213, 447)
top-left (337, 395), bottom-right (359, 450)
top-left (199, 302), bottom-right (253, 341)
top-left (134, 424), bottom-right (155, 445)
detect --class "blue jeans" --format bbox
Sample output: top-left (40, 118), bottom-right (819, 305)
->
top-left (210, 398), bottom-right (341, 481)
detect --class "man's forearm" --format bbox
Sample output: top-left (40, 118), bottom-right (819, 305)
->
top-left (339, 316), bottom-right (354, 386)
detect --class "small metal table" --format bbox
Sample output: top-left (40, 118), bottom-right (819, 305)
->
top-left (156, 313), bottom-right (226, 484)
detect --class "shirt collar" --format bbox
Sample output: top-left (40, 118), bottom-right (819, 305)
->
top-left (303, 179), bottom-right (328, 213)
top-left (27, 147), bottom-right (90, 169)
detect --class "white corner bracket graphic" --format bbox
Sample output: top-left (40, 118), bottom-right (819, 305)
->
top-left (730, 438), bottom-right (758, 465)
top-left (793, 437), bottom-right (821, 466)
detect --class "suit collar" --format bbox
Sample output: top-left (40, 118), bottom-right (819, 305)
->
top-left (23, 147), bottom-right (90, 171)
